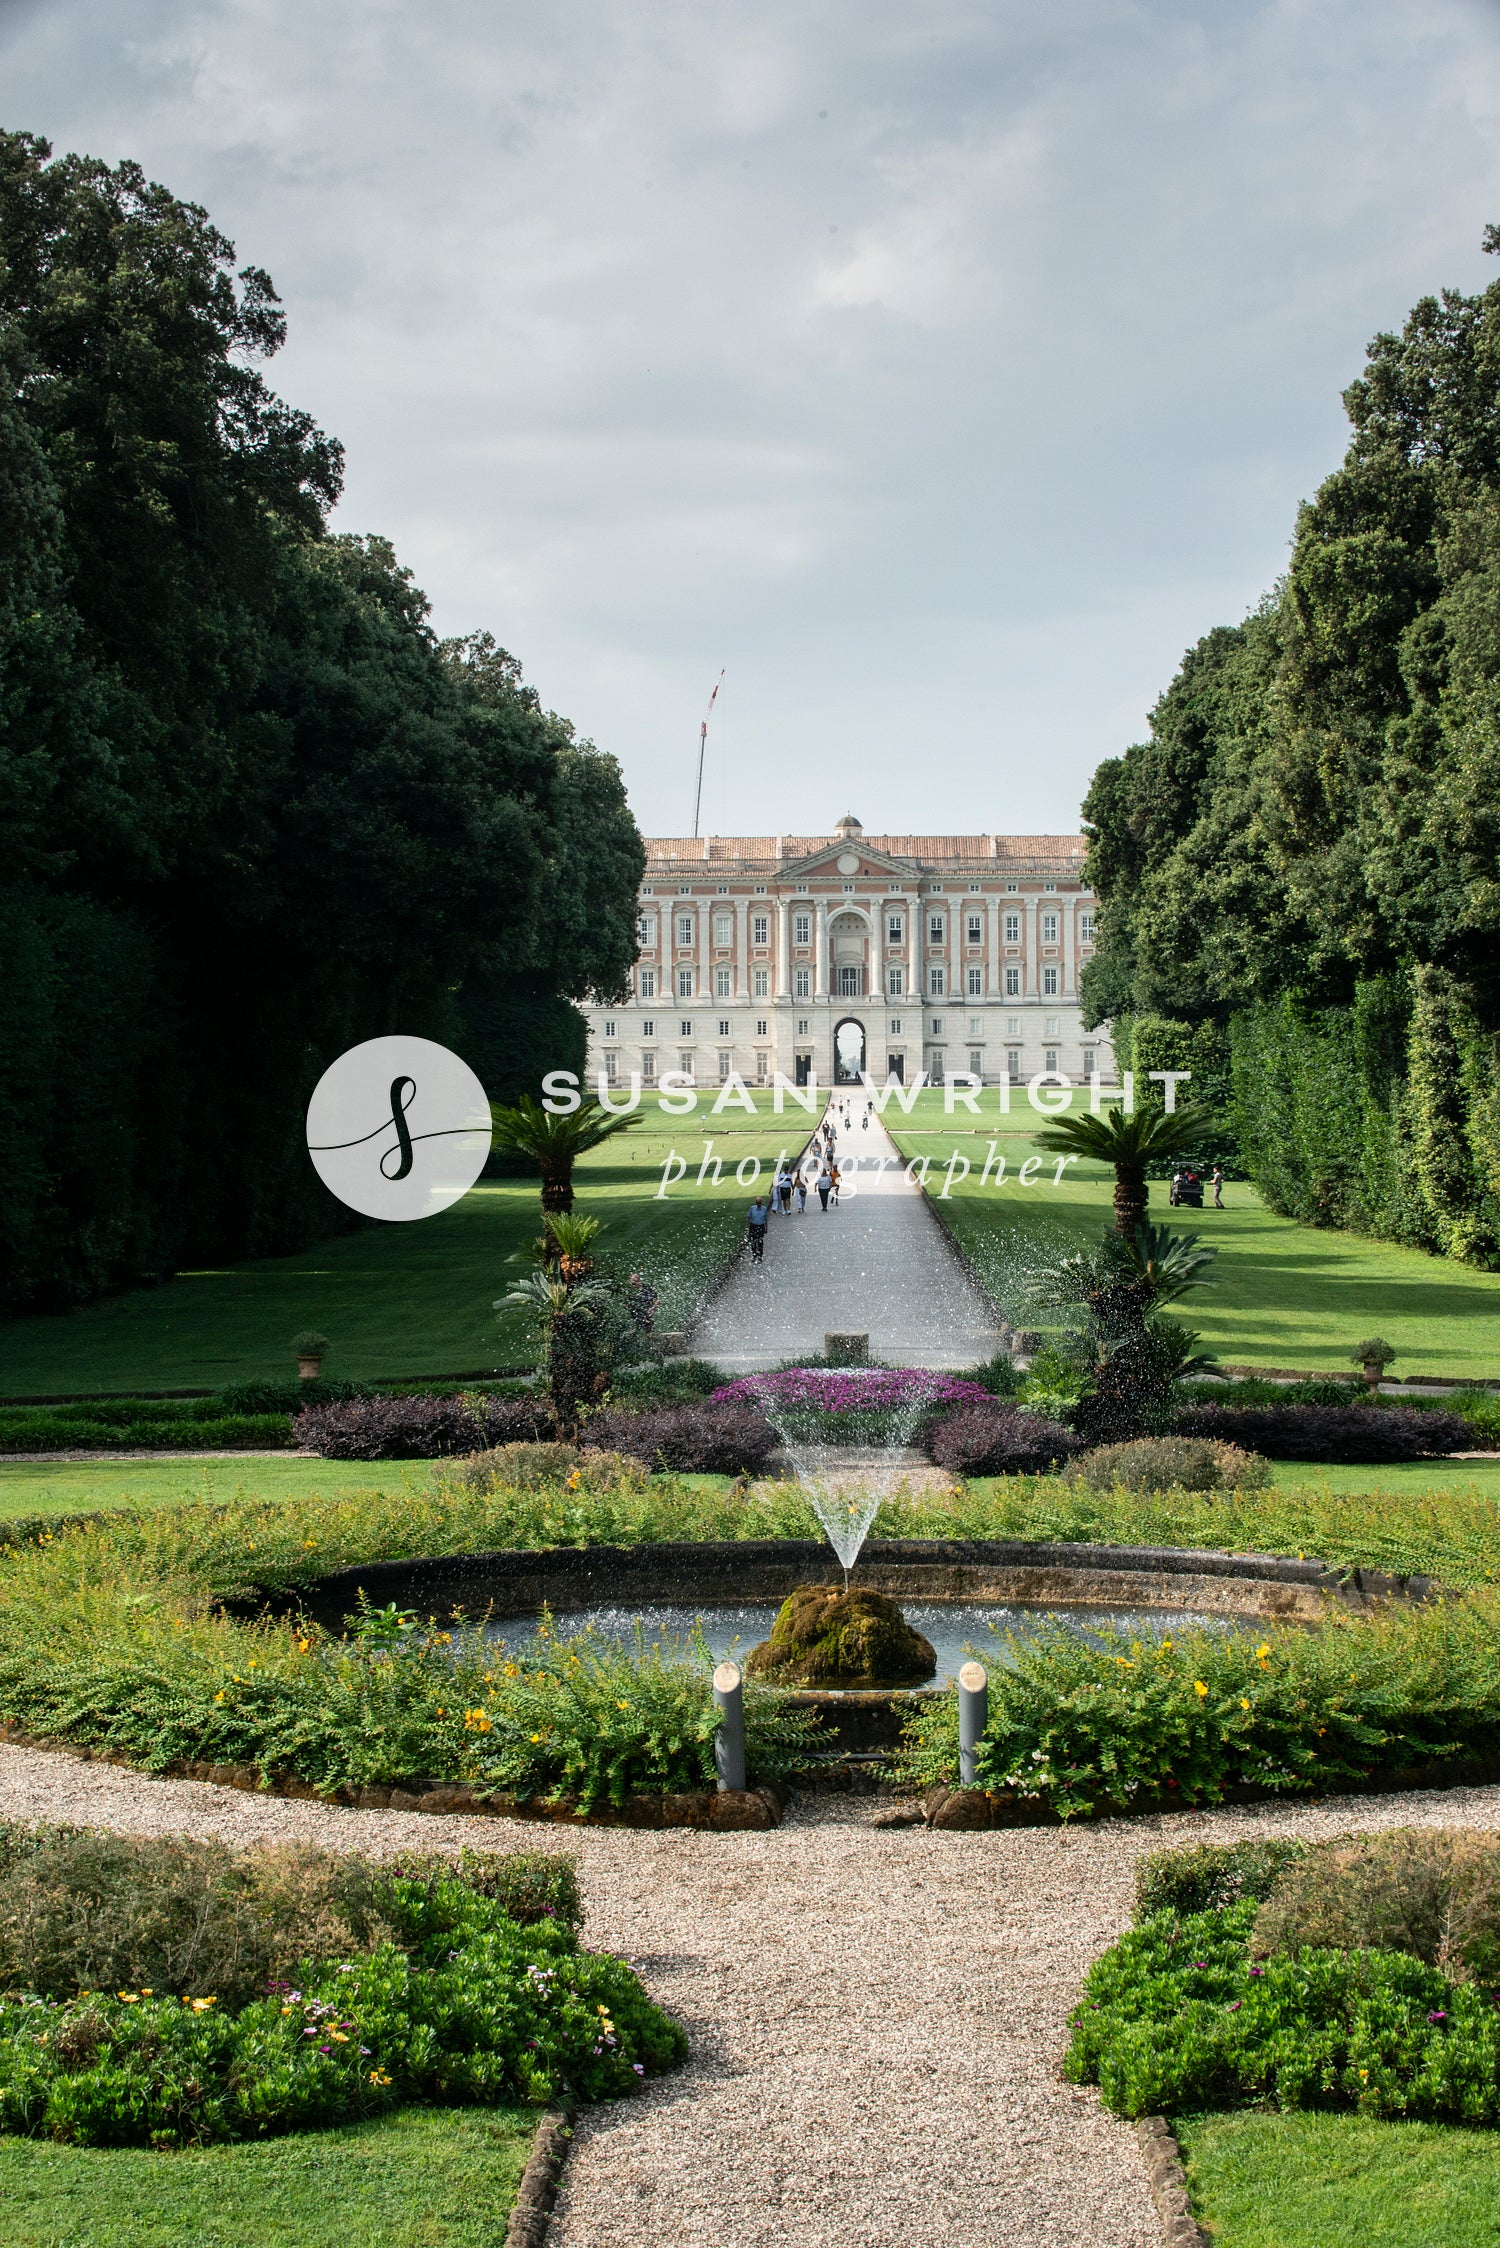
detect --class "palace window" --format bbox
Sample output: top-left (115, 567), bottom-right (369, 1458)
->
top-left (641, 1051), bottom-right (656, 1082)
top-left (1007, 1016), bottom-right (1021, 1035)
top-left (930, 1017), bottom-right (943, 1035)
top-left (677, 967), bottom-right (694, 998)
top-left (928, 914), bottom-right (945, 943)
top-left (794, 967), bottom-right (811, 999)
top-left (1041, 911), bottom-right (1059, 944)
top-left (889, 1016), bottom-right (902, 1034)
top-left (967, 967), bottom-right (983, 996)
top-left (837, 966), bottom-right (861, 997)
top-left (641, 1019), bottom-right (655, 1037)
top-left (887, 913), bottom-right (904, 943)
top-left (679, 1052), bottom-right (695, 1079)
top-left (793, 911), bottom-right (812, 945)
top-left (639, 967), bottom-right (656, 999)
top-left (755, 1051), bottom-right (768, 1083)
top-left (1080, 911), bottom-right (1094, 943)
top-left (718, 1018), bottom-right (731, 1037)
top-left (888, 965), bottom-right (904, 996)
top-left (1044, 1048), bottom-right (1058, 1073)
top-left (636, 912), bottom-right (657, 946)
top-left (715, 967), bottom-right (731, 998)
top-left (929, 966), bottom-right (945, 996)
top-left (1004, 912), bottom-right (1021, 944)
top-left (1042, 966), bottom-right (1059, 997)
top-left (753, 967), bottom-right (769, 998)
top-left (1004, 966), bottom-right (1021, 997)
top-left (969, 1017), bottom-right (983, 1036)
top-left (603, 1050), bottom-right (618, 1083)
top-left (756, 1018), bottom-right (768, 1036)
top-left (679, 1019), bottom-right (693, 1037)
top-left (798, 1017), bottom-right (810, 1034)
top-left (1006, 1048), bottom-right (1021, 1078)
top-left (966, 913), bottom-right (982, 945)
top-left (602, 1018), bottom-right (616, 1037)
top-left (676, 913), bottom-right (694, 947)
top-left (1045, 1016), bottom-right (1060, 1037)
top-left (752, 912), bottom-right (770, 945)
top-left (969, 1050), bottom-right (983, 1075)
top-left (718, 1051), bottom-right (732, 1082)
top-left (713, 912), bottom-right (733, 946)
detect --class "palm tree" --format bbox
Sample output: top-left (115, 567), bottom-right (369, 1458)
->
top-left (1031, 1103), bottom-right (1208, 1235)
top-left (489, 1096), bottom-right (645, 1216)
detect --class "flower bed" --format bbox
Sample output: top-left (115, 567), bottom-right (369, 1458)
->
top-left (886, 1597), bottom-right (1500, 1819)
top-left (711, 1367), bottom-right (994, 1446)
top-left (0, 1826), bottom-right (682, 2147)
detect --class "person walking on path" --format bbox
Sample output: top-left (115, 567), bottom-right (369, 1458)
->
top-left (1211, 1165), bottom-right (1225, 1208)
top-left (830, 1160), bottom-right (842, 1205)
top-left (780, 1172), bottom-right (794, 1214)
top-left (746, 1195), bottom-right (769, 1260)
top-left (816, 1163), bottom-right (832, 1211)
top-left (795, 1175), bottom-right (808, 1215)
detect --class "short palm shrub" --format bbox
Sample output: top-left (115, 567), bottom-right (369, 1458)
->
top-left (1172, 1402), bottom-right (1472, 1462)
top-left (1062, 1436), bottom-right (1271, 1495)
top-left (583, 1403), bottom-right (777, 1474)
top-left (0, 1830), bottom-right (681, 2147)
top-left (921, 1406), bottom-right (1081, 1477)
top-left (1069, 1829), bottom-right (1500, 2125)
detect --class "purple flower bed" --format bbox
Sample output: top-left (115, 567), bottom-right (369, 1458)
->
top-left (711, 1368), bottom-right (994, 1415)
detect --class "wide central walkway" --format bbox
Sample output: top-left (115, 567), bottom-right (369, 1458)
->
top-left (692, 1101), bottom-right (1005, 1370)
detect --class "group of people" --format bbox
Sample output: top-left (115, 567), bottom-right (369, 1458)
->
top-left (745, 1115), bottom-right (854, 1261)
top-left (1169, 1165), bottom-right (1225, 1209)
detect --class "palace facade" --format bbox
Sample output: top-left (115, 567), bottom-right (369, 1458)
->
top-left (583, 815), bottom-right (1113, 1093)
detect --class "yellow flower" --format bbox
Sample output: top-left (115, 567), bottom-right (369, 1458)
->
top-left (140, 1989), bottom-right (152, 1997)
top-left (1193, 1681), bottom-right (1208, 1698)
top-left (435, 1708), bottom-right (446, 1718)
top-left (1256, 1645), bottom-right (1271, 1663)
top-left (1359, 2068), bottom-right (1368, 2081)
top-left (369, 2068), bottom-right (391, 2085)
top-left (297, 1639), bottom-right (311, 1654)
top-left (188, 1997), bottom-right (216, 2012)
top-left (617, 1700), bottom-right (630, 1711)
top-left (1240, 1698), bottom-right (1250, 1711)
top-left (530, 1733), bottom-right (542, 1744)
top-left (331, 2031), bottom-right (348, 2042)
top-left (214, 1691), bottom-right (225, 1704)
top-left (117, 1992), bottom-right (138, 2003)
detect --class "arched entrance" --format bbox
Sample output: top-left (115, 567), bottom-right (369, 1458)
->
top-left (833, 1018), bottom-right (866, 1084)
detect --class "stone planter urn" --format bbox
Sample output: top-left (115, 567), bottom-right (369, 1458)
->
top-left (291, 1331), bottom-right (330, 1383)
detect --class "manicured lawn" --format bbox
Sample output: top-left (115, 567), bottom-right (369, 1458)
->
top-left (1175, 2109), bottom-right (1500, 2246)
top-left (0, 2103), bottom-right (537, 2248)
top-left (4, 1451), bottom-right (1499, 1527)
top-left (0, 1456), bottom-right (431, 1521)
top-left (0, 1098), bottom-right (796, 1398)
top-left (882, 1090), bottom-right (1500, 1380)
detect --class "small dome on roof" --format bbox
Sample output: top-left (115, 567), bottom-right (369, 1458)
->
top-left (834, 812), bottom-right (863, 835)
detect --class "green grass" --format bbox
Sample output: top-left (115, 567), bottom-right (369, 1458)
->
top-left (0, 1099), bottom-right (796, 1399)
top-left (0, 2103), bottom-right (537, 2248)
top-left (882, 1090), bottom-right (1500, 1379)
top-left (1175, 2109), bottom-right (1500, 2246)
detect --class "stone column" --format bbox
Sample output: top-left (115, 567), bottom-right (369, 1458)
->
top-left (987, 889), bottom-right (1001, 1000)
top-left (1025, 894), bottom-right (1037, 997)
top-left (907, 896), bottom-right (919, 1009)
top-left (698, 898), bottom-right (709, 1006)
top-left (814, 899), bottom-right (827, 999)
top-left (735, 896), bottom-right (747, 999)
top-left (776, 897), bottom-right (791, 998)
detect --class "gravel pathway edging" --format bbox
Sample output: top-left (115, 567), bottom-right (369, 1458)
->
top-left (1136, 2118), bottom-right (1208, 2247)
top-left (5, 1742), bottom-right (1500, 2245)
top-left (505, 2107), bottom-right (577, 2248)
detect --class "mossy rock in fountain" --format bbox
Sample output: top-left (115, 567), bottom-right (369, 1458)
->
top-left (745, 1586), bottom-right (937, 1687)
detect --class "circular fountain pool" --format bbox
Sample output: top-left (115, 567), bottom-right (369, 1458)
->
top-left (480, 1598), bottom-right (1235, 1684)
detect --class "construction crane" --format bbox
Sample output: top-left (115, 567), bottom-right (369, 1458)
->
top-left (691, 669), bottom-right (725, 839)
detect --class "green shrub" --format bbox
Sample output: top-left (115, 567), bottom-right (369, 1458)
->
top-left (433, 1444), bottom-right (650, 1497)
top-left (1063, 1436), bottom-right (1272, 1495)
top-left (884, 1596), bottom-right (1500, 1817)
top-left (0, 1409), bottom-right (293, 1452)
top-left (1134, 1837), bottom-right (1308, 1920)
top-left (0, 1863), bottom-right (683, 2147)
top-left (0, 1826), bottom-right (580, 2010)
top-left (1252, 1828), bottom-right (1500, 1985)
top-left (602, 1359), bottom-right (723, 1408)
top-left (1066, 1900), bottom-right (1500, 2125)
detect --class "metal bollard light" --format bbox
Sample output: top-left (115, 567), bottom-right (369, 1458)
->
top-left (957, 1659), bottom-right (988, 1789)
top-left (714, 1659), bottom-right (746, 1793)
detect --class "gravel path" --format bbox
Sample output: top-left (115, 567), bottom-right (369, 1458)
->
top-left (5, 1743), bottom-right (1500, 2246)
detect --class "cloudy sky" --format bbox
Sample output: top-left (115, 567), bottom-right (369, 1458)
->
top-left (5, 0), bottom-right (1500, 838)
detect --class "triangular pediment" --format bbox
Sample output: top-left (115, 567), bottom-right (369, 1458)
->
top-left (779, 840), bottom-right (913, 884)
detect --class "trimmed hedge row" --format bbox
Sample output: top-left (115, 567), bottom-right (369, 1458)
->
top-left (1173, 1402), bottom-right (1473, 1462)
